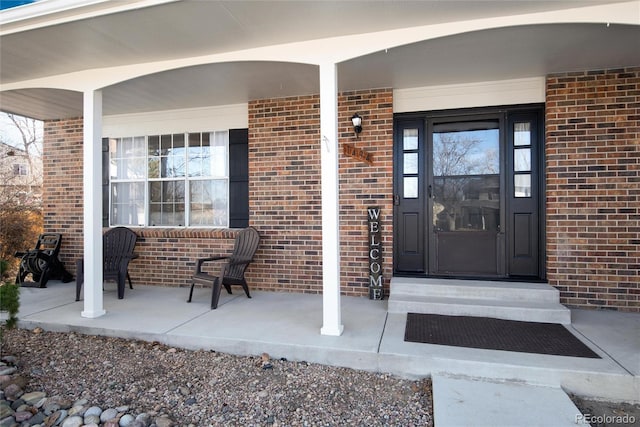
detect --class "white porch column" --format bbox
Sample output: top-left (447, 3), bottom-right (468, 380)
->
top-left (81, 89), bottom-right (106, 318)
top-left (319, 62), bottom-right (344, 336)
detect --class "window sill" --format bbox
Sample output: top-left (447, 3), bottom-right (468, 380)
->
top-left (124, 227), bottom-right (241, 239)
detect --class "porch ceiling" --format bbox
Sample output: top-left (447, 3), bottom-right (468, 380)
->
top-left (340, 23), bottom-right (640, 92)
top-left (0, 0), bottom-right (638, 120)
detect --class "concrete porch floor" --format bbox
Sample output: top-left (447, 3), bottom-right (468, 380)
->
top-left (6, 281), bottom-right (640, 419)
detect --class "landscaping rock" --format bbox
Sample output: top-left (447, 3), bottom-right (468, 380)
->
top-left (2, 328), bottom-right (433, 426)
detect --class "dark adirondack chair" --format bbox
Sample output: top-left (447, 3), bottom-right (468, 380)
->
top-left (14, 233), bottom-right (73, 288)
top-left (76, 227), bottom-right (138, 301)
top-left (188, 227), bottom-right (260, 309)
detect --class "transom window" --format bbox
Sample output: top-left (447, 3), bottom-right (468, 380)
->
top-left (109, 131), bottom-right (229, 227)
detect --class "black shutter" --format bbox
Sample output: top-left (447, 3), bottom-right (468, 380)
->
top-left (228, 128), bottom-right (249, 228)
top-left (102, 138), bottom-right (110, 227)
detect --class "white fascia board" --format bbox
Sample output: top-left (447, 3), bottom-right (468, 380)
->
top-left (0, 0), bottom-right (179, 35)
top-left (1, 0), bottom-right (108, 25)
top-left (394, 77), bottom-right (546, 113)
top-left (102, 104), bottom-right (248, 138)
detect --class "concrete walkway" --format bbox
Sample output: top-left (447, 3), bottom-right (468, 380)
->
top-left (432, 376), bottom-right (590, 427)
top-left (6, 281), bottom-right (640, 425)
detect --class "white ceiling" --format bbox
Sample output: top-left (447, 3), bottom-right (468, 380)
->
top-left (341, 23), bottom-right (640, 91)
top-left (1, 0), bottom-right (638, 120)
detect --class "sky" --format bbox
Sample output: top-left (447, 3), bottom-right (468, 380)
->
top-left (0, 0), bottom-right (37, 11)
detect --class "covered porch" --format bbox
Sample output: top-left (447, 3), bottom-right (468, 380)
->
top-left (2, 1), bottom-right (640, 328)
top-left (11, 280), bottom-right (640, 404)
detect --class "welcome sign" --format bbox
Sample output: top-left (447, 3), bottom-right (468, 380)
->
top-left (368, 206), bottom-right (384, 300)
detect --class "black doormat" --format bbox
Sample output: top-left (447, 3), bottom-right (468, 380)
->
top-left (404, 313), bottom-right (600, 358)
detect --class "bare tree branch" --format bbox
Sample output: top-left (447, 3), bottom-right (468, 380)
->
top-left (0, 113), bottom-right (43, 208)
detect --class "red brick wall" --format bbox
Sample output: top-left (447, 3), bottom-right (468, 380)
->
top-left (247, 89), bottom-right (394, 296)
top-left (131, 228), bottom-right (238, 287)
top-left (338, 90), bottom-right (394, 296)
top-left (546, 67), bottom-right (640, 312)
top-left (43, 88), bottom-right (394, 298)
top-left (42, 118), bottom-right (84, 273)
top-left (247, 94), bottom-right (323, 293)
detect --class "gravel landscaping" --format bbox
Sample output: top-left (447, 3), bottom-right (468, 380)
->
top-left (0, 327), bottom-right (433, 426)
top-left (570, 394), bottom-right (640, 427)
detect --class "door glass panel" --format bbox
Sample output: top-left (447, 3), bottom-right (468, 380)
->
top-left (514, 122), bottom-right (531, 146)
top-left (514, 174), bottom-right (531, 198)
top-left (432, 121), bottom-right (500, 232)
top-left (404, 177), bottom-right (418, 198)
top-left (403, 129), bottom-right (418, 150)
top-left (514, 148), bottom-right (531, 172)
top-left (404, 153), bottom-right (418, 174)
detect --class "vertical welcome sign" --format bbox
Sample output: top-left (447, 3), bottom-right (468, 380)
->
top-left (368, 206), bottom-right (384, 300)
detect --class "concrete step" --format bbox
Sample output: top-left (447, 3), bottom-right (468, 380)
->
top-left (388, 277), bottom-right (571, 324)
top-left (387, 294), bottom-right (571, 323)
top-left (391, 277), bottom-right (560, 303)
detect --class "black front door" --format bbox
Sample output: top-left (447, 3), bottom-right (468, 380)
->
top-left (394, 106), bottom-right (544, 279)
top-left (428, 115), bottom-right (505, 276)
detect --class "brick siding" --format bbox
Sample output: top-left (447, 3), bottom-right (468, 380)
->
top-left (43, 69), bottom-right (638, 312)
top-left (42, 118), bottom-right (84, 273)
top-left (43, 89), bottom-right (394, 298)
top-left (247, 94), bottom-right (323, 293)
top-left (338, 90), bottom-right (394, 296)
top-left (546, 67), bottom-right (640, 311)
top-left (247, 89), bottom-right (393, 296)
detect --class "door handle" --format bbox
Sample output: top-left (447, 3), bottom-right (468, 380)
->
top-left (428, 185), bottom-right (433, 198)
top-left (394, 194), bottom-right (400, 206)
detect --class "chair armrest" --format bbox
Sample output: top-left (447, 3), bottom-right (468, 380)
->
top-left (14, 251), bottom-right (26, 258)
top-left (195, 256), bottom-right (229, 273)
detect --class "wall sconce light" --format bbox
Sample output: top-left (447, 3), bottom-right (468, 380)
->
top-left (351, 113), bottom-right (363, 137)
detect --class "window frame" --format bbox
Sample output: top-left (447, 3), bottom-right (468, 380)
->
top-left (12, 163), bottom-right (28, 176)
top-left (108, 131), bottom-right (230, 228)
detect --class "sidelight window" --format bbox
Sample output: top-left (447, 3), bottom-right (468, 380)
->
top-left (513, 122), bottom-right (532, 198)
top-left (402, 128), bottom-right (419, 199)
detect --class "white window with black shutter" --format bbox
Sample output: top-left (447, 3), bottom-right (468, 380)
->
top-left (105, 128), bottom-right (248, 228)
